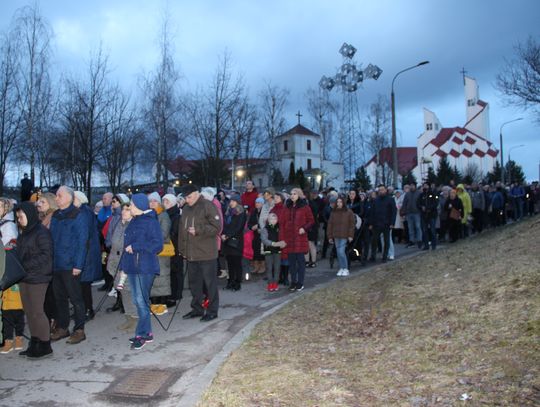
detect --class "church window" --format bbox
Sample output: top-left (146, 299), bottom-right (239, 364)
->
top-left (467, 99), bottom-right (476, 107)
top-left (426, 123), bottom-right (433, 131)
top-left (307, 159), bottom-right (312, 170)
top-left (307, 139), bottom-right (311, 151)
top-left (283, 140), bottom-right (288, 152)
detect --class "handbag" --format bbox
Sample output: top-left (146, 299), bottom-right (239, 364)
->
top-left (225, 237), bottom-right (241, 249)
top-left (449, 207), bottom-right (461, 221)
top-left (158, 241), bottom-right (175, 257)
top-left (1, 248), bottom-right (27, 291)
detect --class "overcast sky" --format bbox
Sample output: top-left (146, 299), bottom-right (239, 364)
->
top-left (1, 0), bottom-right (539, 180)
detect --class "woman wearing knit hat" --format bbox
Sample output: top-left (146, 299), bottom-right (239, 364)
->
top-left (119, 193), bottom-right (163, 350)
top-left (148, 192), bottom-right (171, 316)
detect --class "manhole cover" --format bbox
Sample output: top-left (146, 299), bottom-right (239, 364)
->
top-left (107, 369), bottom-right (174, 398)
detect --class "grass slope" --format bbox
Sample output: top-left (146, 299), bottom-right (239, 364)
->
top-left (201, 220), bottom-right (540, 406)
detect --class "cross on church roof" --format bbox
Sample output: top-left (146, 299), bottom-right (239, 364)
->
top-left (296, 110), bottom-right (303, 125)
top-left (460, 67), bottom-right (468, 85)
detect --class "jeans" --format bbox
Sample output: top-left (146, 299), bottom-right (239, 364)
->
top-left (513, 198), bottom-right (523, 220)
top-left (406, 213), bottom-right (422, 243)
top-left (128, 273), bottom-right (155, 337)
top-left (265, 253), bottom-right (281, 282)
top-left (288, 253), bottom-right (306, 286)
top-left (334, 238), bottom-right (348, 269)
top-left (421, 217), bottom-right (437, 249)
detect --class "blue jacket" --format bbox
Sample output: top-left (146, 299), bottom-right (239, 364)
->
top-left (79, 204), bottom-right (103, 282)
top-left (50, 204), bottom-right (87, 272)
top-left (119, 210), bottom-right (163, 275)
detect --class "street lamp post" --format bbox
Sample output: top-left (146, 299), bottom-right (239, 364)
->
top-left (508, 144), bottom-right (525, 162)
top-left (391, 61), bottom-right (429, 188)
top-left (499, 118), bottom-right (523, 185)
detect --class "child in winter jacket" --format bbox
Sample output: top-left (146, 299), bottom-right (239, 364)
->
top-left (261, 213), bottom-right (286, 292)
top-left (1, 284), bottom-right (25, 354)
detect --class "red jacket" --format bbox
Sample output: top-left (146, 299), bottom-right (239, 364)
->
top-left (279, 199), bottom-right (315, 254)
top-left (241, 189), bottom-right (259, 213)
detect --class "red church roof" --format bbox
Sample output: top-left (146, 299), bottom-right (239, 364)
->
top-left (365, 147), bottom-right (418, 175)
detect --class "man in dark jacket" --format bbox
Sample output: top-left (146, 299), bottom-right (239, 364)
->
top-left (178, 184), bottom-right (221, 322)
top-left (417, 183), bottom-right (439, 250)
top-left (49, 186), bottom-right (88, 345)
top-left (368, 185), bottom-right (397, 263)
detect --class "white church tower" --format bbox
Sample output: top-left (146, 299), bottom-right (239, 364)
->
top-left (464, 75), bottom-right (490, 140)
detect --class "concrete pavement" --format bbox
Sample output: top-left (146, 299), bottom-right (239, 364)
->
top-left (0, 243), bottom-right (423, 407)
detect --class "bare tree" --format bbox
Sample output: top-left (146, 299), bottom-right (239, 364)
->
top-left (98, 91), bottom-right (138, 193)
top-left (12, 4), bottom-right (53, 185)
top-left (185, 52), bottom-right (245, 186)
top-left (140, 15), bottom-right (183, 186)
top-left (306, 87), bottom-right (336, 161)
top-left (496, 36), bottom-right (540, 121)
top-left (259, 82), bottom-right (289, 162)
top-left (231, 95), bottom-right (259, 178)
top-left (60, 46), bottom-right (117, 201)
top-left (0, 32), bottom-right (22, 194)
top-left (364, 94), bottom-right (391, 185)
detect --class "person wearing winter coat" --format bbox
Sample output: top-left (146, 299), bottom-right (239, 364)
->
top-left (0, 198), bottom-right (18, 246)
top-left (270, 192), bottom-right (289, 285)
top-left (327, 197), bottom-right (355, 276)
top-left (456, 184), bottom-right (472, 237)
top-left (416, 183), bottom-right (439, 250)
top-left (162, 194), bottom-right (183, 307)
top-left (178, 184), bottom-right (221, 322)
top-left (108, 203), bottom-right (137, 331)
top-left (73, 191), bottom-right (103, 321)
top-left (469, 183), bottom-right (486, 233)
top-left (241, 180), bottom-right (259, 214)
top-left (119, 193), bottom-right (164, 350)
top-left (279, 188), bottom-right (315, 292)
top-left (489, 186), bottom-right (505, 227)
top-left (148, 192), bottom-right (171, 316)
top-left (49, 186), bottom-right (88, 345)
top-left (14, 202), bottom-right (53, 359)
top-left (443, 189), bottom-right (464, 243)
top-left (221, 195), bottom-right (246, 291)
top-left (260, 212), bottom-right (285, 291)
top-left (401, 184), bottom-right (422, 248)
top-left (248, 197), bottom-right (265, 274)
top-left (368, 186), bottom-right (397, 263)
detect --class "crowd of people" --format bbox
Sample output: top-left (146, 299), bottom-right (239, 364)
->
top-left (0, 178), bottom-right (538, 354)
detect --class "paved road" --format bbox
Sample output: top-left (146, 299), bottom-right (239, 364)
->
top-left (0, 243), bottom-right (423, 407)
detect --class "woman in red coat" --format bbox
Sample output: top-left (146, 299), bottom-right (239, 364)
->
top-left (279, 188), bottom-right (314, 292)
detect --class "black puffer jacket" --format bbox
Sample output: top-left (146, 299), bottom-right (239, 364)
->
top-left (16, 202), bottom-right (53, 284)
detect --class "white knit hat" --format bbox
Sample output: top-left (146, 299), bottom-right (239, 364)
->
top-left (201, 187), bottom-right (217, 201)
top-left (74, 191), bottom-right (88, 205)
top-left (162, 194), bottom-right (177, 206)
top-left (147, 191), bottom-right (161, 204)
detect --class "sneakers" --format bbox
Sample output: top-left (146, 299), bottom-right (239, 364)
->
top-left (341, 269), bottom-right (350, 276)
top-left (150, 304), bottom-right (168, 316)
top-left (337, 269), bottom-right (344, 276)
top-left (14, 336), bottom-right (24, 350)
top-left (296, 284), bottom-right (304, 291)
top-left (218, 270), bottom-right (229, 279)
top-left (66, 329), bottom-right (86, 345)
top-left (129, 333), bottom-right (153, 343)
top-left (288, 284), bottom-right (297, 292)
top-left (131, 337), bottom-right (146, 350)
top-left (267, 282), bottom-right (279, 292)
top-left (107, 288), bottom-right (117, 297)
top-left (0, 339), bottom-right (13, 354)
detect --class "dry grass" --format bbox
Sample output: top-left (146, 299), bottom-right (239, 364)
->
top-left (200, 219), bottom-right (540, 406)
